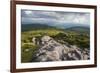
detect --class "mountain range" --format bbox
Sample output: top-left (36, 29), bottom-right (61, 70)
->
top-left (22, 23), bottom-right (90, 33)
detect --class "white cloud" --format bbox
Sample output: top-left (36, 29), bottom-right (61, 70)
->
top-left (24, 10), bottom-right (33, 15)
top-left (22, 10), bottom-right (90, 25)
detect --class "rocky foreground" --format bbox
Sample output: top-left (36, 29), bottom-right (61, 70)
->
top-left (31, 36), bottom-right (90, 62)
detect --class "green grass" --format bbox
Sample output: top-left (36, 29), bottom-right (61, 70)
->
top-left (21, 43), bottom-right (39, 63)
top-left (21, 29), bottom-right (90, 63)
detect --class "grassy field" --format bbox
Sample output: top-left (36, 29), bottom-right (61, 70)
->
top-left (21, 28), bottom-right (90, 63)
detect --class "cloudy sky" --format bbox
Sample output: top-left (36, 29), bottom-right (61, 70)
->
top-left (21, 10), bottom-right (90, 28)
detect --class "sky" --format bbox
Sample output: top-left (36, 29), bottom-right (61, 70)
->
top-left (21, 10), bottom-right (90, 28)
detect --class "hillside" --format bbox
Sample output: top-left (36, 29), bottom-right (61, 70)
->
top-left (21, 24), bottom-right (90, 63)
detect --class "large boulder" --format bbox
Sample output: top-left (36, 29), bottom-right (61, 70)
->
top-left (31, 36), bottom-right (89, 62)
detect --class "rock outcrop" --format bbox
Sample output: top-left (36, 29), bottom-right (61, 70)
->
top-left (31, 36), bottom-right (90, 62)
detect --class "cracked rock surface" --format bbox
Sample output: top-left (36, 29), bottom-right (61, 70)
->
top-left (31, 36), bottom-right (90, 62)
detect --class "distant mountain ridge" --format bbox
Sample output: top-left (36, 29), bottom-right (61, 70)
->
top-left (66, 26), bottom-right (90, 33)
top-left (21, 23), bottom-right (56, 31)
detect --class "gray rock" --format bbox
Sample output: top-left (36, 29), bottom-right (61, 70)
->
top-left (31, 36), bottom-right (90, 62)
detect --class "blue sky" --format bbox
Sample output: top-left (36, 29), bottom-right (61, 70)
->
top-left (21, 10), bottom-right (90, 28)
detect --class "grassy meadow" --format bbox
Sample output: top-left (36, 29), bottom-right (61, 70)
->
top-left (21, 26), bottom-right (90, 63)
